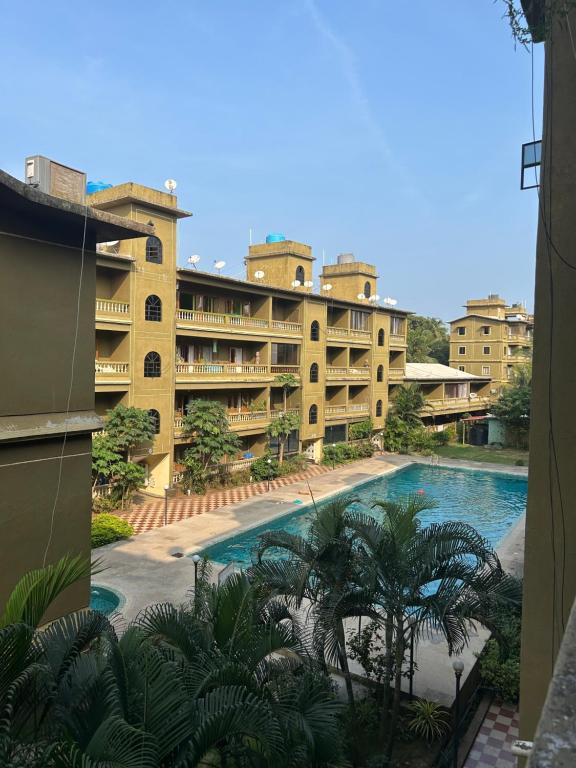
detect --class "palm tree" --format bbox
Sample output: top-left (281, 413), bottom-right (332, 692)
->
top-left (389, 383), bottom-right (428, 426)
top-left (348, 493), bottom-right (520, 759)
top-left (249, 496), bottom-right (376, 708)
top-left (274, 373), bottom-right (299, 412)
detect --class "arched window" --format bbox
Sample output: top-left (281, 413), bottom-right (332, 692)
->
top-left (295, 265), bottom-right (305, 284)
top-left (309, 404), bottom-right (318, 424)
top-left (145, 294), bottom-right (162, 321)
top-left (376, 399), bottom-right (383, 417)
top-left (364, 281), bottom-right (371, 299)
top-left (377, 364), bottom-right (384, 382)
top-left (310, 362), bottom-right (319, 383)
top-left (310, 320), bottom-right (320, 341)
top-left (146, 236), bottom-right (163, 264)
top-left (144, 351), bottom-right (161, 378)
top-left (377, 328), bottom-right (385, 347)
top-left (148, 409), bottom-right (160, 434)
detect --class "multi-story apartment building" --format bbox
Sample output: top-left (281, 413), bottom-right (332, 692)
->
top-left (449, 295), bottom-right (533, 395)
top-left (88, 182), bottom-right (409, 494)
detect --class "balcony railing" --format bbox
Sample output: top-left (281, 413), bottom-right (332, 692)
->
top-left (95, 360), bottom-right (130, 376)
top-left (175, 408), bottom-right (300, 435)
top-left (325, 405), bottom-right (347, 415)
top-left (389, 333), bottom-right (407, 346)
top-left (422, 396), bottom-right (492, 413)
top-left (271, 319), bottom-right (302, 332)
top-left (326, 366), bottom-right (370, 379)
top-left (326, 326), bottom-right (371, 340)
top-left (173, 456), bottom-right (257, 483)
top-left (325, 403), bottom-right (369, 417)
top-left (175, 363), bottom-right (269, 376)
top-left (95, 298), bottom-right (130, 316)
top-left (270, 364), bottom-right (300, 375)
top-left (349, 403), bottom-right (369, 412)
top-left (388, 368), bottom-right (405, 380)
top-left (176, 309), bottom-right (302, 334)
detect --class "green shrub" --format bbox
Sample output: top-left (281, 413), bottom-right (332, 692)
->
top-left (322, 441), bottom-right (374, 466)
top-left (278, 454), bottom-right (308, 476)
top-left (433, 429), bottom-right (451, 446)
top-left (407, 699), bottom-right (450, 742)
top-left (479, 638), bottom-right (520, 702)
top-left (182, 456), bottom-right (208, 494)
top-left (514, 459), bottom-right (525, 466)
top-left (92, 495), bottom-right (116, 515)
top-left (250, 454), bottom-right (279, 482)
top-left (348, 419), bottom-right (373, 441)
top-left (91, 514), bottom-right (134, 548)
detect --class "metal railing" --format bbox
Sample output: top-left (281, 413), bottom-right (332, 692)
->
top-left (95, 298), bottom-right (130, 315)
top-left (95, 360), bottom-right (130, 375)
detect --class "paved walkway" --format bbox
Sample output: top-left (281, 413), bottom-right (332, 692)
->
top-left (464, 702), bottom-right (519, 767)
top-left (117, 464), bottom-right (332, 534)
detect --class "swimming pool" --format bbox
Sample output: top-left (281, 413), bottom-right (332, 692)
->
top-left (201, 465), bottom-right (527, 567)
top-left (90, 585), bottom-right (123, 615)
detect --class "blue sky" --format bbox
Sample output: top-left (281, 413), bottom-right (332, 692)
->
top-left (0, 1), bottom-right (543, 320)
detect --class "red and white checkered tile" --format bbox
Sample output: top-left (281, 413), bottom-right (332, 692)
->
top-left (464, 702), bottom-right (519, 767)
top-left (105, 464), bottom-right (331, 535)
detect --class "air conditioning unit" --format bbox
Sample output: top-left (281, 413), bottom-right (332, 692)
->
top-left (25, 155), bottom-right (86, 204)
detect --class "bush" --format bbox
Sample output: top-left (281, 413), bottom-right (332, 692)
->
top-left (322, 440), bottom-right (374, 466)
top-left (479, 638), bottom-right (520, 702)
top-left (278, 454), bottom-right (308, 476)
top-left (250, 455), bottom-right (280, 482)
top-left (383, 416), bottom-right (435, 454)
top-left (182, 456), bottom-right (208, 494)
top-left (514, 459), bottom-right (525, 466)
top-left (348, 419), bottom-right (373, 441)
top-left (92, 495), bottom-right (116, 515)
top-left (91, 513), bottom-right (134, 548)
top-left (433, 430), bottom-right (451, 446)
top-left (407, 699), bottom-right (450, 742)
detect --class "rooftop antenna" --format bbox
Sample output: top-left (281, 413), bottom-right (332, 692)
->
top-left (249, 228), bottom-right (253, 245)
top-left (214, 259), bottom-right (226, 275)
top-left (164, 179), bottom-right (177, 194)
top-left (322, 248), bottom-right (325, 266)
top-left (188, 255), bottom-right (201, 269)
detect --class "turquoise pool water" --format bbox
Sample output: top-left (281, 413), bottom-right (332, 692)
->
top-left (201, 465), bottom-right (527, 567)
top-left (90, 586), bottom-right (122, 615)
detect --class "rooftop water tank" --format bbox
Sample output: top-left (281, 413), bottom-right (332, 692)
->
top-left (266, 233), bottom-right (286, 243)
top-left (337, 252), bottom-right (355, 264)
top-left (86, 180), bottom-right (113, 195)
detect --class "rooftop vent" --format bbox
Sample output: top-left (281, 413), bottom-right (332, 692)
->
top-left (337, 252), bottom-right (355, 264)
top-left (25, 155), bottom-right (86, 205)
top-left (266, 233), bottom-right (286, 243)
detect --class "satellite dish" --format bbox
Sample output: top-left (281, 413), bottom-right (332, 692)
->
top-left (164, 179), bottom-right (177, 193)
top-left (304, 280), bottom-right (314, 288)
top-left (214, 260), bottom-right (226, 274)
top-left (322, 283), bottom-right (332, 291)
top-left (383, 297), bottom-right (398, 306)
top-left (291, 279), bottom-right (302, 288)
top-left (188, 255), bottom-right (200, 268)
top-left (357, 293), bottom-right (366, 301)
top-left (103, 240), bottom-right (119, 248)
top-left (254, 270), bottom-right (265, 279)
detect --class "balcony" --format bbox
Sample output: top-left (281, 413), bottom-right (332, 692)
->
top-left (326, 366), bottom-right (370, 380)
top-left (389, 333), bottom-right (407, 348)
top-left (176, 309), bottom-right (302, 336)
top-left (388, 368), bottom-right (405, 380)
top-left (95, 360), bottom-right (130, 377)
top-left (326, 326), bottom-right (371, 342)
top-left (95, 298), bottom-right (130, 317)
top-left (422, 396), bottom-right (492, 415)
top-left (175, 362), bottom-right (270, 382)
top-left (270, 364), bottom-right (300, 375)
top-left (175, 408), bottom-right (300, 437)
top-left (325, 403), bottom-right (369, 419)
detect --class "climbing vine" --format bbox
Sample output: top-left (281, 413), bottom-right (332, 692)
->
top-left (501, 0), bottom-right (576, 45)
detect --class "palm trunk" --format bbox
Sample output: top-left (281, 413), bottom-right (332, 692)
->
top-left (337, 618), bottom-right (355, 708)
top-left (279, 438), bottom-right (285, 465)
top-left (379, 612), bottom-right (395, 741)
top-left (386, 613), bottom-right (405, 761)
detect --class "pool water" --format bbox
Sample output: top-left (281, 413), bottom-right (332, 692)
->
top-left (201, 465), bottom-right (527, 567)
top-left (90, 586), bottom-right (122, 615)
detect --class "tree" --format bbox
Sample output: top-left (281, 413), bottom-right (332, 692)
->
top-left (267, 411), bottom-right (300, 464)
top-left (104, 404), bottom-right (155, 461)
top-left (250, 496), bottom-right (376, 708)
top-left (407, 315), bottom-right (449, 365)
top-left (112, 460), bottom-right (146, 509)
top-left (390, 383), bottom-right (427, 426)
top-left (182, 399), bottom-right (241, 471)
top-left (92, 432), bottom-right (145, 508)
top-left (91, 432), bottom-right (123, 488)
top-left (492, 364), bottom-right (531, 443)
top-left (274, 373), bottom-right (299, 411)
top-left (348, 493), bottom-right (519, 759)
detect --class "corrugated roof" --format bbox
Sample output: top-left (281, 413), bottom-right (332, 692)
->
top-left (404, 363), bottom-right (490, 381)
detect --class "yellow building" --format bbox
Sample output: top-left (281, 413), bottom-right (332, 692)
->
top-left (449, 295), bottom-right (532, 395)
top-left (88, 186), bottom-right (409, 493)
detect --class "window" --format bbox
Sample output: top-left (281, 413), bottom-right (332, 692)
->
top-left (458, 346), bottom-right (466, 355)
top-left (376, 364), bottom-right (384, 382)
top-left (148, 409), bottom-right (160, 434)
top-left (271, 343), bottom-right (299, 365)
top-left (376, 399), bottom-right (383, 417)
top-left (145, 294), bottom-right (162, 321)
top-left (457, 326), bottom-right (466, 336)
top-left (482, 326), bottom-right (491, 335)
top-left (377, 328), bottom-right (384, 346)
top-left (390, 316), bottom-right (404, 335)
top-left (482, 365), bottom-right (491, 375)
top-left (309, 404), bottom-right (318, 424)
top-left (351, 310), bottom-right (369, 331)
top-left (483, 346), bottom-right (491, 355)
top-left (445, 383), bottom-right (468, 399)
top-left (295, 265), bottom-right (305, 283)
top-left (458, 365), bottom-right (466, 372)
top-left (310, 362), bottom-right (319, 383)
top-left (144, 351), bottom-right (161, 377)
top-left (364, 281), bottom-right (371, 298)
top-left (145, 236), bottom-right (163, 264)
top-left (310, 320), bottom-right (320, 341)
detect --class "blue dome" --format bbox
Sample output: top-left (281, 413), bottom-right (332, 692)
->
top-left (86, 181), bottom-right (113, 195)
top-left (266, 232), bottom-right (286, 243)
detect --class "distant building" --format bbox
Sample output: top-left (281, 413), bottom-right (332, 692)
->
top-left (0, 166), bottom-right (150, 617)
top-left (401, 363), bottom-right (492, 426)
top-left (449, 295), bottom-right (532, 395)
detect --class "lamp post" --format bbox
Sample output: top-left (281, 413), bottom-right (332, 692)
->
top-left (191, 553), bottom-right (201, 584)
top-left (163, 485), bottom-right (170, 527)
top-left (331, 443), bottom-right (336, 471)
top-left (452, 659), bottom-right (464, 768)
top-left (408, 615), bottom-right (417, 700)
top-left (267, 458), bottom-right (272, 492)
